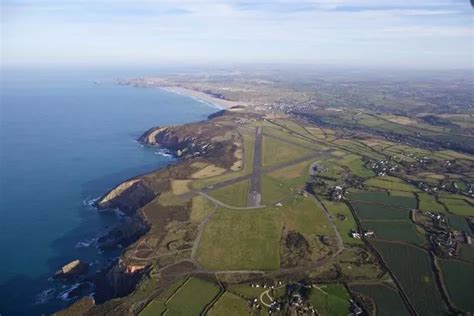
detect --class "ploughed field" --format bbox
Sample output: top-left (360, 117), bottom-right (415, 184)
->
top-left (60, 109), bottom-right (474, 315)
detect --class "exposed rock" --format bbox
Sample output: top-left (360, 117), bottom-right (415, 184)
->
top-left (97, 216), bottom-right (149, 251)
top-left (96, 179), bottom-right (156, 215)
top-left (94, 260), bottom-right (149, 303)
top-left (54, 260), bottom-right (88, 279)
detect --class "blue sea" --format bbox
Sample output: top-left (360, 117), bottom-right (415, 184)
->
top-left (0, 67), bottom-right (217, 315)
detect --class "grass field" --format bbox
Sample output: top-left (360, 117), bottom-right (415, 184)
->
top-left (459, 245), bottom-right (474, 263)
top-left (261, 160), bottom-right (311, 205)
top-left (308, 284), bottom-right (351, 316)
top-left (139, 278), bottom-right (187, 316)
top-left (227, 283), bottom-right (265, 299)
top-left (280, 196), bottom-right (333, 236)
top-left (439, 259), bottom-right (474, 312)
top-left (390, 191), bottom-right (415, 198)
top-left (261, 175), bottom-right (294, 205)
top-left (361, 220), bottom-right (425, 245)
top-left (365, 176), bottom-right (419, 192)
top-left (321, 199), bottom-right (362, 245)
top-left (261, 135), bottom-right (313, 167)
top-left (190, 196), bottom-right (214, 222)
top-left (447, 215), bottom-right (472, 236)
top-left (208, 179), bottom-right (249, 207)
top-left (371, 241), bottom-right (448, 316)
top-left (349, 191), bottom-right (417, 209)
top-left (336, 154), bottom-right (374, 178)
top-left (350, 201), bottom-right (409, 221)
top-left (166, 277), bottom-right (220, 315)
top-left (438, 196), bottom-right (474, 216)
top-left (196, 208), bottom-right (282, 270)
top-left (350, 283), bottom-right (410, 316)
top-left (208, 292), bottom-right (250, 315)
top-left (417, 193), bottom-right (446, 213)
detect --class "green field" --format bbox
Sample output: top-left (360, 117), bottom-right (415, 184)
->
top-left (365, 176), bottom-right (419, 192)
top-left (362, 220), bottom-right (425, 245)
top-left (371, 241), bottom-right (448, 316)
top-left (261, 160), bottom-right (311, 205)
top-left (280, 196), bottom-right (333, 236)
top-left (208, 179), bottom-right (249, 207)
top-left (438, 196), bottom-right (474, 216)
top-left (227, 283), bottom-right (265, 299)
top-left (447, 215), bottom-right (472, 236)
top-left (208, 292), bottom-right (250, 315)
top-left (166, 277), bottom-right (220, 315)
top-left (350, 201), bottom-right (409, 221)
top-left (261, 135), bottom-right (313, 167)
top-left (459, 245), bottom-right (474, 263)
top-left (139, 278), bottom-right (187, 316)
top-left (350, 283), bottom-right (410, 316)
top-left (417, 193), bottom-right (446, 213)
top-left (321, 199), bottom-right (362, 245)
top-left (196, 208), bottom-right (282, 270)
top-left (439, 259), bottom-right (474, 312)
top-left (349, 191), bottom-right (417, 209)
top-left (335, 154), bottom-right (374, 178)
top-left (308, 284), bottom-right (351, 316)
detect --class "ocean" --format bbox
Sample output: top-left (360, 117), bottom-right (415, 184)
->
top-left (0, 67), bottom-right (217, 315)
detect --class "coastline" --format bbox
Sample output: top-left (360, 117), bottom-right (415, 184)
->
top-left (159, 86), bottom-right (248, 110)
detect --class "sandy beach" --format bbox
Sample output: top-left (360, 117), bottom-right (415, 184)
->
top-left (161, 86), bottom-right (248, 110)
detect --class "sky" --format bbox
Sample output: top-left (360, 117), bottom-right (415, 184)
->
top-left (1, 0), bottom-right (473, 68)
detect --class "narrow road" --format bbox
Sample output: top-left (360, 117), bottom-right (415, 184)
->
top-left (248, 127), bottom-right (263, 207)
top-left (199, 192), bottom-right (266, 210)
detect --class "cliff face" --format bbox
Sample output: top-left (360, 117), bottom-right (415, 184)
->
top-left (96, 179), bottom-right (156, 215)
top-left (59, 110), bottom-right (263, 314)
top-left (138, 125), bottom-right (219, 159)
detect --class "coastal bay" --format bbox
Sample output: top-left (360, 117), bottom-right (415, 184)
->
top-left (0, 68), bottom-right (217, 315)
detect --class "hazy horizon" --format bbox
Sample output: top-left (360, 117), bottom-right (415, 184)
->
top-left (2, 0), bottom-right (473, 69)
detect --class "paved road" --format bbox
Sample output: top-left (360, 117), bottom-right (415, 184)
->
top-left (248, 127), bottom-right (263, 207)
top-left (199, 192), bottom-right (266, 210)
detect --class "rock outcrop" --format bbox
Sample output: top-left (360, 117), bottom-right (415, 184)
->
top-left (96, 179), bottom-right (156, 215)
top-left (54, 260), bottom-right (88, 279)
top-left (94, 260), bottom-right (149, 303)
top-left (97, 216), bottom-right (149, 251)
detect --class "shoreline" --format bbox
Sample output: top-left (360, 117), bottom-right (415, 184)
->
top-left (159, 86), bottom-right (226, 110)
top-left (159, 86), bottom-right (248, 110)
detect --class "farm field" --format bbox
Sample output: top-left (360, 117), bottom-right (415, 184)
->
top-left (438, 195), bottom-right (474, 216)
top-left (349, 191), bottom-right (417, 209)
top-left (458, 245), bottom-right (474, 263)
top-left (371, 241), bottom-right (448, 316)
top-left (196, 208), bottom-right (282, 270)
top-left (308, 284), bottom-right (351, 316)
top-left (166, 277), bottom-right (220, 315)
top-left (365, 176), bottom-right (419, 192)
top-left (417, 193), bottom-right (446, 213)
top-left (362, 220), bottom-right (425, 245)
top-left (350, 283), bottom-right (410, 316)
top-left (447, 215), bottom-right (472, 236)
top-left (208, 292), bottom-right (250, 315)
top-left (139, 278), bottom-right (188, 316)
top-left (350, 201), bottom-right (409, 221)
top-left (439, 259), bottom-right (474, 312)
